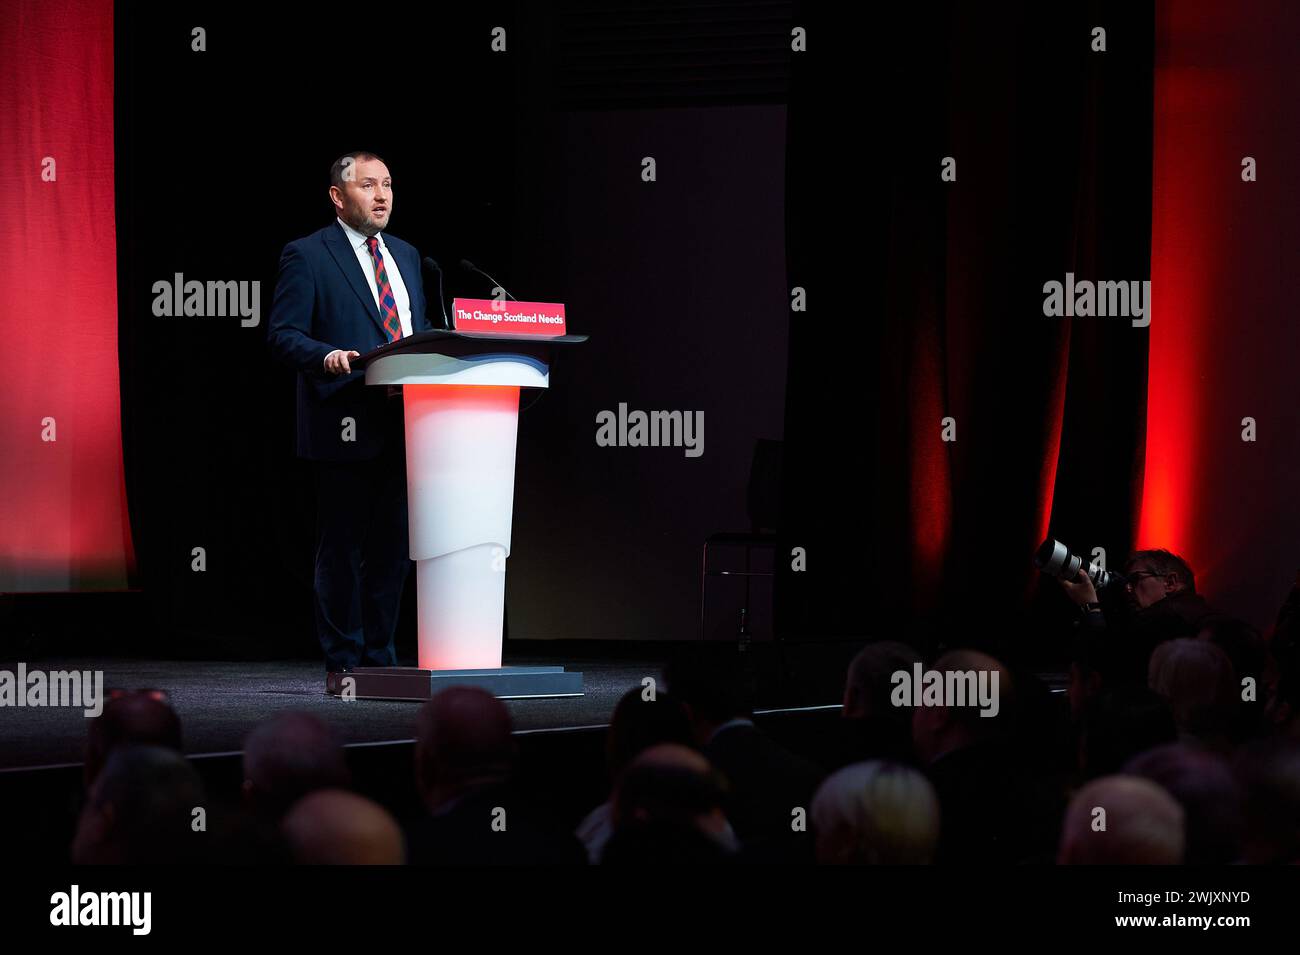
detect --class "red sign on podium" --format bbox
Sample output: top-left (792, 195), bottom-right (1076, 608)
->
top-left (452, 298), bottom-right (567, 336)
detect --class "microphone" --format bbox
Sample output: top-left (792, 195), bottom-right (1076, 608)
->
top-left (422, 257), bottom-right (452, 329)
top-left (459, 258), bottom-right (518, 302)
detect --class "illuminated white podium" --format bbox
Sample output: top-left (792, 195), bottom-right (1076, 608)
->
top-left (325, 328), bottom-right (586, 701)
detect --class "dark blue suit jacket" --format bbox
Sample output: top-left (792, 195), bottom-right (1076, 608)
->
top-left (267, 222), bottom-right (433, 461)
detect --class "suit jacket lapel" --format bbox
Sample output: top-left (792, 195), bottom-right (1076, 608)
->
top-left (390, 244), bottom-right (426, 331)
top-left (324, 221), bottom-right (389, 339)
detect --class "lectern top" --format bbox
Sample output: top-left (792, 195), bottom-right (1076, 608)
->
top-left (354, 328), bottom-right (588, 370)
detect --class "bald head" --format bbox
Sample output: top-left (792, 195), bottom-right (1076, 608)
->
top-left (1059, 775), bottom-right (1184, 864)
top-left (933, 650), bottom-right (1009, 681)
top-left (85, 694), bottom-right (182, 786)
top-left (911, 650), bottom-right (1012, 763)
top-left (282, 790), bottom-right (404, 865)
top-left (415, 687), bottom-right (515, 809)
top-left (626, 742), bottom-right (712, 776)
top-left (612, 743), bottom-right (725, 829)
top-left (243, 712), bottom-right (350, 819)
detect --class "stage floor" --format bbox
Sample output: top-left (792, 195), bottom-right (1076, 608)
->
top-left (1, 642), bottom-right (1051, 772)
top-left (0, 652), bottom-right (677, 771)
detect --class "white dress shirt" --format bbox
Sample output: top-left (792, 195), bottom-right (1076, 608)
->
top-left (336, 216), bottom-right (412, 338)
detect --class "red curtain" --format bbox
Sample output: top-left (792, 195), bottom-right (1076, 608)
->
top-left (1141, 0), bottom-right (1300, 622)
top-left (0, 0), bottom-right (135, 590)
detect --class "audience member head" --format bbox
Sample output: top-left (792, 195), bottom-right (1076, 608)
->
top-left (664, 647), bottom-right (754, 743)
top-left (1124, 549), bottom-right (1195, 609)
top-left (84, 691), bottom-right (182, 787)
top-left (1197, 617), bottom-right (1266, 687)
top-left (1124, 743), bottom-right (1244, 864)
top-left (843, 641), bottom-right (922, 720)
top-left (605, 687), bottom-right (695, 783)
top-left (242, 712), bottom-right (351, 820)
top-left (281, 789), bottom-right (404, 865)
top-left (610, 743), bottom-right (734, 852)
top-left (1077, 685), bottom-right (1177, 779)
top-left (1058, 775), bottom-right (1184, 864)
top-left (1233, 738), bottom-right (1300, 864)
top-left (911, 650), bottom-right (1012, 764)
top-left (414, 686), bottom-right (515, 812)
top-left (811, 761), bottom-right (940, 865)
top-left (72, 744), bottom-right (207, 864)
top-left (1148, 638), bottom-right (1238, 743)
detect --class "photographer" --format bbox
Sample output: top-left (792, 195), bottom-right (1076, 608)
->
top-left (1059, 549), bottom-right (1224, 686)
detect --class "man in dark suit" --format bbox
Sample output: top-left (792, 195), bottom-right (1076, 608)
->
top-left (268, 151), bottom-right (434, 672)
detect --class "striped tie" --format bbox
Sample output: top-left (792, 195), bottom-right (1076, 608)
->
top-left (365, 236), bottom-right (403, 342)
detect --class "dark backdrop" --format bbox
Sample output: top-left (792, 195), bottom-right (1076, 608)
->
top-left (109, 0), bottom-right (794, 658)
top-left (778, 0), bottom-right (1155, 666)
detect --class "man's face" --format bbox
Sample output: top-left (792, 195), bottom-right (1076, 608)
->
top-left (331, 158), bottom-right (392, 236)
top-left (1124, 561), bottom-right (1175, 610)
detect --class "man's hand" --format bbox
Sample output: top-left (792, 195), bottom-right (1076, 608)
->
top-left (324, 349), bottom-right (362, 375)
top-left (1060, 569), bottom-right (1099, 607)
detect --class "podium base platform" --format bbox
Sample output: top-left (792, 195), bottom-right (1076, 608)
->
top-left (325, 666), bottom-right (584, 701)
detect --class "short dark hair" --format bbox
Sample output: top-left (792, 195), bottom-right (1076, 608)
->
top-left (606, 688), bottom-right (695, 779)
top-left (86, 745), bottom-right (208, 864)
top-left (330, 151), bottom-right (387, 190)
top-left (845, 640), bottom-right (923, 717)
top-left (1128, 548), bottom-right (1196, 594)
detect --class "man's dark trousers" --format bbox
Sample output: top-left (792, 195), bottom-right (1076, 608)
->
top-left (313, 395), bottom-right (410, 671)
top-left (266, 221), bottom-right (433, 672)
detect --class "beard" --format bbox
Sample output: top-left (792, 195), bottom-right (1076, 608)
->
top-left (344, 205), bottom-right (383, 236)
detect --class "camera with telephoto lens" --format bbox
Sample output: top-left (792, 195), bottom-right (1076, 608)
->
top-left (1034, 538), bottom-right (1125, 589)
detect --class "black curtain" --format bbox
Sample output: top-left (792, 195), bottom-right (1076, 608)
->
top-left (778, 1), bottom-right (1154, 666)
